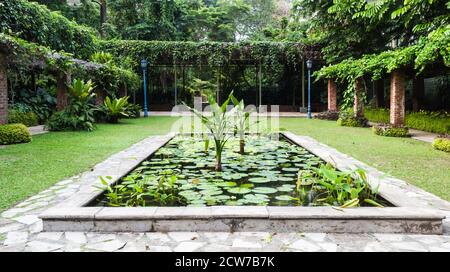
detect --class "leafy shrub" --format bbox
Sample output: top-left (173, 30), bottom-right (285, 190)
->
top-left (295, 164), bottom-right (384, 207)
top-left (8, 109), bottom-right (38, 127)
top-left (337, 109), bottom-right (368, 127)
top-left (102, 96), bottom-right (129, 123)
top-left (125, 103), bottom-right (141, 118)
top-left (433, 137), bottom-right (450, 152)
top-left (315, 110), bottom-right (340, 121)
top-left (372, 124), bottom-right (409, 137)
top-left (13, 87), bottom-right (57, 123)
top-left (365, 108), bottom-right (450, 134)
top-left (46, 79), bottom-right (97, 131)
top-left (0, 124), bottom-right (32, 145)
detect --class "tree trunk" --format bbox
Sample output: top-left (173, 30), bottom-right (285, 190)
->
top-left (99, 0), bottom-right (107, 38)
top-left (239, 139), bottom-right (245, 155)
top-left (353, 77), bottom-right (365, 117)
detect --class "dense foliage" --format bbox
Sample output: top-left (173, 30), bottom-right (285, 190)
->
top-left (0, 0), bottom-right (98, 58)
top-left (337, 109), bottom-right (368, 127)
top-left (99, 39), bottom-right (307, 68)
top-left (0, 124), bottom-right (32, 145)
top-left (46, 79), bottom-right (97, 131)
top-left (372, 124), bottom-right (409, 137)
top-left (7, 109), bottom-right (38, 127)
top-left (433, 137), bottom-right (450, 152)
top-left (365, 108), bottom-right (450, 134)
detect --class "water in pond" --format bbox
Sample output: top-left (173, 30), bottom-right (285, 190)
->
top-left (96, 134), bottom-right (332, 207)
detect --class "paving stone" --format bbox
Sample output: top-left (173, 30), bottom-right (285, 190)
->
top-left (37, 232), bottom-right (63, 241)
top-left (202, 232), bottom-right (230, 243)
top-left (318, 242), bottom-right (338, 252)
top-left (304, 233), bottom-right (327, 242)
top-left (26, 241), bottom-right (63, 252)
top-left (0, 223), bottom-right (25, 234)
top-left (173, 241), bottom-right (205, 252)
top-left (428, 246), bottom-right (450, 252)
top-left (168, 232), bottom-right (199, 242)
top-left (85, 240), bottom-right (127, 252)
top-left (374, 233), bottom-right (405, 242)
top-left (29, 221), bottom-right (43, 234)
top-left (146, 245), bottom-right (172, 252)
top-left (86, 233), bottom-right (116, 243)
top-left (13, 215), bottom-right (39, 225)
top-left (232, 238), bottom-right (263, 249)
top-left (65, 232), bottom-right (87, 244)
top-left (363, 242), bottom-right (392, 252)
top-left (4, 232), bottom-right (28, 246)
top-left (287, 239), bottom-right (321, 252)
top-left (390, 242), bottom-right (428, 252)
top-left (146, 233), bottom-right (171, 244)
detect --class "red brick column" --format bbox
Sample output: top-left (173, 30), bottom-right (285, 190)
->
top-left (56, 73), bottom-right (71, 111)
top-left (327, 79), bottom-right (338, 111)
top-left (353, 77), bottom-right (365, 117)
top-left (390, 69), bottom-right (406, 127)
top-left (0, 54), bottom-right (8, 125)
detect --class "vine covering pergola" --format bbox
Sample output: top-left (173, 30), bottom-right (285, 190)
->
top-left (101, 40), bottom-right (323, 108)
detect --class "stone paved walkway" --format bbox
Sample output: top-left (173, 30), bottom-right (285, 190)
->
top-left (28, 125), bottom-right (48, 136)
top-left (1, 171), bottom-right (449, 252)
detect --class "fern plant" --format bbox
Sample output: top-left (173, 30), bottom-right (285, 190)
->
top-left (103, 96), bottom-right (129, 123)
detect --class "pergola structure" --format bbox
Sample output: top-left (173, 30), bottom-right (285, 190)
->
top-left (101, 40), bottom-right (323, 111)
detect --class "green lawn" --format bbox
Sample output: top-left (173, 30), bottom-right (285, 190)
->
top-left (1, 116), bottom-right (449, 211)
top-left (0, 117), bottom-right (178, 211)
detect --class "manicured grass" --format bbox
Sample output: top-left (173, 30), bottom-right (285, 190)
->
top-left (0, 117), bottom-right (178, 211)
top-left (279, 118), bottom-right (450, 201)
top-left (1, 116), bottom-right (449, 211)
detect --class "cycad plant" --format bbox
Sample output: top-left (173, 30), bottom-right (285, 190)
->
top-left (103, 96), bottom-right (129, 123)
top-left (230, 94), bottom-right (250, 155)
top-left (185, 92), bottom-right (234, 171)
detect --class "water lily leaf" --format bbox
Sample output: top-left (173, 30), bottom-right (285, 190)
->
top-left (275, 195), bottom-right (294, 201)
top-left (248, 177), bottom-right (271, 184)
top-left (252, 187), bottom-right (277, 194)
top-left (227, 187), bottom-right (252, 194)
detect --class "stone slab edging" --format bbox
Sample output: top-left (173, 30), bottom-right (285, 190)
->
top-left (39, 132), bottom-right (447, 234)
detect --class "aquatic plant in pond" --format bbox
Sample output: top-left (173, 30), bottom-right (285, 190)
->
top-left (97, 135), bottom-right (386, 207)
top-left (185, 92), bottom-right (234, 171)
top-left (230, 94), bottom-right (250, 155)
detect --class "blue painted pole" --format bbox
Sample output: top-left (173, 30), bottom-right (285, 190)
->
top-left (307, 68), bottom-right (312, 119)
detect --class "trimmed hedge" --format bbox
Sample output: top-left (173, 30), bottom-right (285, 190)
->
top-left (365, 108), bottom-right (450, 134)
top-left (372, 124), bottom-right (409, 137)
top-left (433, 137), bottom-right (450, 152)
top-left (7, 109), bottom-right (38, 127)
top-left (0, 124), bottom-right (32, 145)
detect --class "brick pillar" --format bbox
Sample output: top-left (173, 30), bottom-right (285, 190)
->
top-left (56, 73), bottom-right (71, 111)
top-left (373, 79), bottom-right (384, 108)
top-left (327, 79), bottom-right (338, 111)
top-left (353, 77), bottom-right (365, 117)
top-left (412, 76), bottom-right (424, 112)
top-left (390, 69), bottom-right (406, 127)
top-left (0, 54), bottom-right (8, 125)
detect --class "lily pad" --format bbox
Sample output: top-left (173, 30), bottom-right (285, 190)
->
top-left (252, 187), bottom-right (278, 194)
top-left (248, 177), bottom-right (271, 184)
